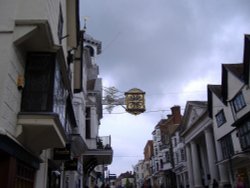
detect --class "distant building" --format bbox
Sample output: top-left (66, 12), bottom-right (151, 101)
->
top-left (116, 171), bottom-right (135, 188)
top-left (108, 173), bottom-right (117, 188)
top-left (172, 126), bottom-right (187, 188)
top-left (134, 160), bottom-right (144, 188)
top-left (151, 106), bottom-right (181, 188)
top-left (143, 140), bottom-right (154, 186)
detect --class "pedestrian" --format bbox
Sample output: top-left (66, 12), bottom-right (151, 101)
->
top-left (213, 179), bottom-right (218, 188)
top-left (236, 176), bottom-right (245, 188)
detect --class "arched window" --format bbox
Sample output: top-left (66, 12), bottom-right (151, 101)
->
top-left (85, 45), bottom-right (94, 57)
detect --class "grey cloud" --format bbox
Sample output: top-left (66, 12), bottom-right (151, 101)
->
top-left (80, 0), bottom-right (250, 175)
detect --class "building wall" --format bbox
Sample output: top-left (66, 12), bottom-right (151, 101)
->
top-left (211, 93), bottom-right (235, 140)
top-left (227, 71), bottom-right (244, 100)
top-left (0, 42), bottom-right (23, 135)
top-left (73, 94), bottom-right (87, 140)
top-left (0, 0), bottom-right (71, 136)
top-left (15, 0), bottom-right (66, 46)
top-left (0, 1), bottom-right (79, 188)
top-left (235, 86), bottom-right (250, 120)
top-left (134, 160), bottom-right (144, 188)
top-left (0, 0), bottom-right (17, 31)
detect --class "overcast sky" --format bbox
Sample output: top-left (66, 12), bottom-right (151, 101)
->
top-left (80, 0), bottom-right (250, 176)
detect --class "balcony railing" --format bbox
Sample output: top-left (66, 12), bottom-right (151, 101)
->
top-left (96, 136), bottom-right (112, 150)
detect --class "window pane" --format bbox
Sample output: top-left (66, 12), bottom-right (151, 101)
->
top-left (21, 53), bottom-right (55, 112)
top-left (220, 135), bottom-right (234, 159)
top-left (216, 110), bottom-right (226, 127)
top-left (53, 60), bottom-right (66, 127)
top-left (233, 92), bottom-right (246, 112)
top-left (239, 121), bottom-right (250, 150)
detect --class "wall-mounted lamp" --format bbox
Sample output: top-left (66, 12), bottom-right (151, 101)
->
top-left (67, 50), bottom-right (73, 64)
top-left (67, 48), bottom-right (77, 64)
top-left (17, 75), bottom-right (24, 90)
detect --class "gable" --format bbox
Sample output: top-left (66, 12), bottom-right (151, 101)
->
top-left (227, 68), bottom-right (244, 100)
top-left (243, 35), bottom-right (250, 84)
top-left (182, 101), bottom-right (207, 129)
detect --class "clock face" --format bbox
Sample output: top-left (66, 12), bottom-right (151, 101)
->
top-left (125, 92), bottom-right (145, 115)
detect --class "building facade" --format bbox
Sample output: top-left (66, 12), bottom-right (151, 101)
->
top-left (208, 35), bottom-right (250, 187)
top-left (172, 127), bottom-right (188, 188)
top-left (143, 140), bottom-right (154, 187)
top-left (134, 160), bottom-right (144, 188)
top-left (0, 0), bottom-right (80, 187)
top-left (151, 106), bottom-right (181, 188)
top-left (0, 1), bottom-right (113, 188)
top-left (181, 101), bottom-right (219, 188)
top-left (133, 34), bottom-right (250, 188)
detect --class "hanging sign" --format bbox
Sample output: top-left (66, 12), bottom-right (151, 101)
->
top-left (125, 88), bottom-right (146, 115)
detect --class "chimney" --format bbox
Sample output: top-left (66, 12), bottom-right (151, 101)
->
top-left (167, 114), bottom-right (172, 119)
top-left (171, 105), bottom-right (181, 124)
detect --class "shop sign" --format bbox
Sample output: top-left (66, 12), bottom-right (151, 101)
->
top-left (54, 144), bottom-right (71, 160)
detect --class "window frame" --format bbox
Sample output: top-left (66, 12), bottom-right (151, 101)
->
top-left (21, 53), bottom-right (55, 112)
top-left (220, 134), bottom-right (234, 160)
top-left (215, 110), bottom-right (226, 127)
top-left (238, 121), bottom-right (250, 150)
top-left (232, 92), bottom-right (246, 113)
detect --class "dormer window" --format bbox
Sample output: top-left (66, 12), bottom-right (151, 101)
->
top-left (232, 92), bottom-right (246, 112)
top-left (215, 110), bottom-right (226, 127)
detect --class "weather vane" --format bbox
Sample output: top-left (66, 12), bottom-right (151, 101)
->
top-left (83, 16), bottom-right (89, 31)
top-left (103, 87), bottom-right (146, 115)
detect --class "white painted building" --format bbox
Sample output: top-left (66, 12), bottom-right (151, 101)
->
top-left (181, 101), bottom-right (219, 188)
top-left (73, 33), bottom-right (113, 188)
top-left (134, 160), bottom-right (144, 188)
top-left (207, 34), bottom-right (250, 187)
top-left (151, 106), bottom-right (181, 188)
top-left (172, 127), bottom-right (188, 188)
top-left (0, 1), bottom-right (113, 187)
top-left (0, 0), bottom-right (81, 187)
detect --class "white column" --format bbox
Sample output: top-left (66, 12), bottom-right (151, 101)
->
top-left (184, 172), bottom-right (188, 187)
top-left (191, 141), bottom-right (203, 188)
top-left (200, 145), bottom-right (209, 185)
top-left (204, 128), bottom-right (219, 183)
top-left (214, 137), bottom-right (230, 187)
top-left (185, 144), bottom-right (193, 188)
